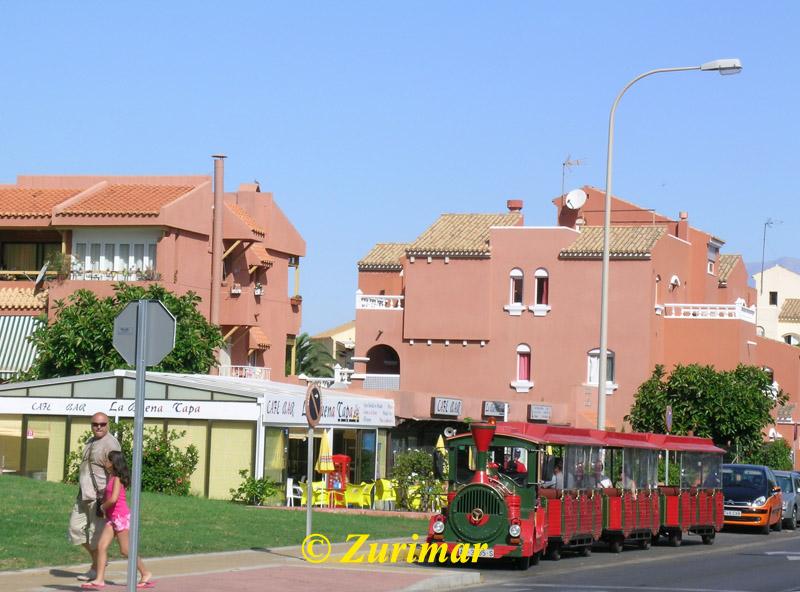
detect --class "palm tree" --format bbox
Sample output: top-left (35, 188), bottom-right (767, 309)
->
top-left (289, 332), bottom-right (335, 377)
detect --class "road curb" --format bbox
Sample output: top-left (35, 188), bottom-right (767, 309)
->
top-left (397, 570), bottom-right (482, 592)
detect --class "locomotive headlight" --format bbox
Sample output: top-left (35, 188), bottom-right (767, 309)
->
top-left (432, 519), bottom-right (446, 534)
top-left (508, 524), bottom-right (521, 538)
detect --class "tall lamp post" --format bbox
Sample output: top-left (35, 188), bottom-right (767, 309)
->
top-left (756, 218), bottom-right (781, 330)
top-left (596, 59), bottom-right (742, 430)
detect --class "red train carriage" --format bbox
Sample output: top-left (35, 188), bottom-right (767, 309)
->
top-left (427, 421), bottom-right (724, 568)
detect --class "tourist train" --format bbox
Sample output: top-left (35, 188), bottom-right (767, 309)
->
top-left (427, 420), bottom-right (723, 568)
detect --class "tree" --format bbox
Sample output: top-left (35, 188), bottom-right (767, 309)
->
top-left (625, 364), bottom-right (788, 460)
top-left (747, 439), bottom-right (793, 470)
top-left (288, 332), bottom-right (335, 377)
top-left (18, 283), bottom-right (224, 380)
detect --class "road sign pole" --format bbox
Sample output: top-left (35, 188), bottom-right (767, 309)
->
top-left (306, 426), bottom-right (314, 537)
top-left (127, 300), bottom-right (148, 592)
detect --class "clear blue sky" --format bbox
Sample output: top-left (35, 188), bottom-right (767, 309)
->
top-left (3, 2), bottom-right (797, 335)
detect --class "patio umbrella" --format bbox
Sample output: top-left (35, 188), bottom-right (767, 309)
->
top-left (435, 434), bottom-right (448, 476)
top-left (315, 429), bottom-right (335, 473)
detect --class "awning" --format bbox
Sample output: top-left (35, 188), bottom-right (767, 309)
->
top-left (249, 326), bottom-right (271, 350)
top-left (245, 243), bottom-right (274, 269)
top-left (649, 434), bottom-right (726, 453)
top-left (0, 316), bottom-right (42, 378)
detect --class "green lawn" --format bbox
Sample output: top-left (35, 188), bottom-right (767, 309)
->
top-left (0, 475), bottom-right (427, 571)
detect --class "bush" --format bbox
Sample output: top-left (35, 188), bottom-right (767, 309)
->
top-left (229, 469), bottom-right (281, 506)
top-left (391, 449), bottom-right (445, 512)
top-left (65, 419), bottom-right (199, 496)
top-left (746, 439), bottom-right (793, 471)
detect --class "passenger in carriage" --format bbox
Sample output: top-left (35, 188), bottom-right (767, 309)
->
top-left (574, 462), bottom-right (586, 489)
top-left (542, 459), bottom-right (563, 489)
top-left (593, 461), bottom-right (612, 489)
top-left (621, 463), bottom-right (638, 492)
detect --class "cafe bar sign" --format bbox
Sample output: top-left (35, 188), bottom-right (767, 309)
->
top-left (528, 404), bottom-right (552, 422)
top-left (431, 397), bottom-right (462, 418)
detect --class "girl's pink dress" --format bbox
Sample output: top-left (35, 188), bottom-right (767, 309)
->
top-left (104, 476), bottom-right (131, 532)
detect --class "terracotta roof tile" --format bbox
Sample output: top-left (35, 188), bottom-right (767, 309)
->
top-left (779, 299), bottom-right (800, 322)
top-left (227, 203), bottom-right (265, 237)
top-left (0, 287), bottom-right (48, 310)
top-left (358, 243), bottom-right (407, 271)
top-left (717, 254), bottom-right (740, 284)
top-left (0, 188), bottom-right (82, 218)
top-left (406, 212), bottom-right (523, 257)
top-left (245, 243), bottom-right (273, 268)
top-left (559, 226), bottom-right (665, 259)
top-left (57, 184), bottom-right (195, 216)
top-left (249, 326), bottom-right (271, 350)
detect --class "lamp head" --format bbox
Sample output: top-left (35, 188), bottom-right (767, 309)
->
top-left (700, 58), bottom-right (742, 75)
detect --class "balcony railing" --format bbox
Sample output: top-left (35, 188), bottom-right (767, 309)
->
top-left (219, 366), bottom-right (271, 380)
top-left (355, 291), bottom-right (404, 310)
top-left (351, 373), bottom-right (400, 390)
top-left (663, 301), bottom-right (755, 324)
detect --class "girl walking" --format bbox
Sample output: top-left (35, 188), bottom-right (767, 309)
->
top-left (82, 451), bottom-right (153, 589)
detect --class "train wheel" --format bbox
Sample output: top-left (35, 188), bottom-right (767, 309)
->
top-left (580, 546), bottom-right (592, 557)
top-left (516, 555), bottom-right (531, 571)
top-left (548, 546), bottom-right (561, 561)
top-left (638, 538), bottom-right (651, 550)
top-left (701, 534), bottom-right (715, 545)
top-left (668, 532), bottom-right (681, 547)
top-left (609, 539), bottom-right (623, 554)
top-left (531, 551), bottom-right (540, 566)
top-left (651, 534), bottom-right (660, 546)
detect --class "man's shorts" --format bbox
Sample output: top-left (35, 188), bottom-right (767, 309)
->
top-left (68, 499), bottom-right (105, 548)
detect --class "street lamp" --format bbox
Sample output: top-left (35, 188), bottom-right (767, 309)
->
top-left (596, 59), bottom-right (742, 430)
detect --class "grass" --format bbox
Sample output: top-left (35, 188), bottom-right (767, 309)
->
top-left (0, 475), bottom-right (427, 571)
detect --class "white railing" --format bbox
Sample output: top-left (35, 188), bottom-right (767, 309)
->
top-left (663, 301), bottom-right (755, 324)
top-left (355, 290), bottom-right (403, 310)
top-left (352, 373), bottom-right (400, 390)
top-left (299, 365), bottom-right (354, 388)
top-left (219, 365), bottom-right (271, 380)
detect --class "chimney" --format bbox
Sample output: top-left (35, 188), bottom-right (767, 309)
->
top-left (210, 154), bottom-right (226, 327)
top-left (507, 199), bottom-right (523, 213)
top-left (470, 421), bottom-right (497, 484)
top-left (677, 211), bottom-right (689, 241)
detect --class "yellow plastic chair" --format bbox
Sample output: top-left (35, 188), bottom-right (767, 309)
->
top-left (360, 482), bottom-right (375, 509)
top-left (345, 483), bottom-right (364, 508)
top-left (375, 478), bottom-right (396, 510)
top-left (408, 484), bottom-right (422, 510)
top-left (312, 481), bottom-right (329, 507)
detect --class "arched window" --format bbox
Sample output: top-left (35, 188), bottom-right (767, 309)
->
top-left (511, 344), bottom-right (533, 392)
top-left (504, 268), bottom-right (525, 316)
top-left (534, 268), bottom-right (549, 305)
top-left (783, 334), bottom-right (799, 346)
top-left (587, 348), bottom-right (615, 386)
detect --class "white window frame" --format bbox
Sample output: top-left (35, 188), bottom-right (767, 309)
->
top-left (504, 268), bottom-right (525, 316)
top-left (510, 343), bottom-right (534, 393)
top-left (529, 267), bottom-right (551, 316)
top-left (585, 348), bottom-right (618, 394)
top-left (71, 229), bottom-right (159, 280)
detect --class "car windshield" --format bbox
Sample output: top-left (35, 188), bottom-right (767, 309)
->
top-left (722, 467), bottom-right (769, 502)
top-left (776, 475), bottom-right (793, 494)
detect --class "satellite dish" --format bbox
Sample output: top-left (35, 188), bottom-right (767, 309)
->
top-left (564, 189), bottom-right (587, 210)
top-left (33, 262), bottom-right (49, 293)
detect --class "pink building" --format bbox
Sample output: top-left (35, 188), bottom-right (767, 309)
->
top-left (354, 187), bottom-right (799, 460)
top-left (0, 172), bottom-right (305, 380)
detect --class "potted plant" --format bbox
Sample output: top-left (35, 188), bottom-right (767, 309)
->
top-left (231, 283), bottom-right (242, 295)
top-left (290, 294), bottom-right (302, 306)
top-left (254, 282), bottom-right (264, 296)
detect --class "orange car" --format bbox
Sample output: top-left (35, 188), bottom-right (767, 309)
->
top-left (722, 464), bottom-right (783, 533)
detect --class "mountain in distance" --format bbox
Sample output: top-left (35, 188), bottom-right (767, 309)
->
top-left (745, 257), bottom-right (800, 287)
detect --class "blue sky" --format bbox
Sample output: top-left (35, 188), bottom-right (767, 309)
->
top-left (3, 2), bottom-right (797, 335)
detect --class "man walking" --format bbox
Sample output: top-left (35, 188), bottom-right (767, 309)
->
top-left (68, 412), bottom-right (121, 581)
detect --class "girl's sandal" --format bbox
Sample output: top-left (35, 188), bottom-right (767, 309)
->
top-left (136, 581), bottom-right (155, 589)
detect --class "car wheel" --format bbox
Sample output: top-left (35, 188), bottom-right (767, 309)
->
top-left (761, 523), bottom-right (771, 535)
top-left (787, 507), bottom-right (797, 531)
top-left (774, 514), bottom-right (783, 532)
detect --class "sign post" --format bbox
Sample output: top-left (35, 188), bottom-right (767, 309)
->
top-left (304, 384), bottom-right (322, 537)
top-left (114, 300), bottom-right (176, 592)
top-left (665, 405), bottom-right (673, 485)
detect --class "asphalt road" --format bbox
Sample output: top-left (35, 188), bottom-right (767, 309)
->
top-left (462, 529), bottom-right (800, 592)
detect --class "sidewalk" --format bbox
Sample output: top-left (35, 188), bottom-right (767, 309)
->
top-left (0, 539), bottom-right (482, 592)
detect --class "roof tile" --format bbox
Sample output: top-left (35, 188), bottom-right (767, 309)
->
top-left (358, 243), bottom-right (408, 271)
top-left (406, 212), bottom-right (522, 257)
top-left (249, 326), bottom-right (271, 350)
top-left (0, 188), bottom-right (82, 218)
top-left (717, 254), bottom-right (740, 284)
top-left (559, 226), bottom-right (665, 259)
top-left (227, 203), bottom-right (265, 237)
top-left (779, 299), bottom-right (800, 322)
top-left (0, 287), bottom-right (48, 310)
top-left (57, 184), bottom-right (195, 216)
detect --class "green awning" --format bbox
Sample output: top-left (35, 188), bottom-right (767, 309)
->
top-left (0, 316), bottom-right (42, 379)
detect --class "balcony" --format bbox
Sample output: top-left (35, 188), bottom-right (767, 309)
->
top-left (355, 290), bottom-right (403, 310)
top-left (663, 301), bottom-right (755, 324)
top-left (219, 365), bottom-right (271, 380)
top-left (351, 373), bottom-right (400, 390)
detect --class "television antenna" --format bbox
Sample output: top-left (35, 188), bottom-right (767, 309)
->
top-left (561, 155), bottom-right (586, 203)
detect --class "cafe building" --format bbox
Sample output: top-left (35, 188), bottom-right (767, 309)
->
top-left (0, 370), bottom-right (395, 499)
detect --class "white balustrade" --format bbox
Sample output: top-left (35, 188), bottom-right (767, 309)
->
top-left (219, 365), bottom-right (271, 380)
top-left (663, 301), bottom-right (755, 324)
top-left (355, 290), bottom-right (404, 310)
top-left (357, 373), bottom-right (400, 390)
